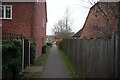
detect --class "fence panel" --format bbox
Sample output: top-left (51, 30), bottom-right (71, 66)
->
top-left (61, 37), bottom-right (118, 78)
top-left (117, 37), bottom-right (120, 77)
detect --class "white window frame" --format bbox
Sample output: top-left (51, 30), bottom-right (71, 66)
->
top-left (0, 5), bottom-right (12, 19)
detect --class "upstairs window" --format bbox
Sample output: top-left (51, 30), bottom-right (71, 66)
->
top-left (0, 5), bottom-right (12, 19)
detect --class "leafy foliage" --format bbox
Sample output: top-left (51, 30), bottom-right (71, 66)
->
top-left (2, 39), bottom-right (36, 79)
top-left (2, 39), bottom-right (22, 79)
top-left (46, 42), bottom-right (53, 47)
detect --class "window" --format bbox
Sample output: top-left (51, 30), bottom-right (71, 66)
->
top-left (0, 5), bottom-right (12, 19)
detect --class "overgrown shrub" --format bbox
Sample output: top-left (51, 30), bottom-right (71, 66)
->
top-left (30, 42), bottom-right (35, 64)
top-left (46, 42), bottom-right (53, 47)
top-left (2, 39), bottom-right (22, 79)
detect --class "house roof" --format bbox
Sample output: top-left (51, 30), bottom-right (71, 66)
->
top-left (72, 29), bottom-right (82, 37)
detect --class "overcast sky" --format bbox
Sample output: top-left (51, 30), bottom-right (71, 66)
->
top-left (46, 0), bottom-right (95, 35)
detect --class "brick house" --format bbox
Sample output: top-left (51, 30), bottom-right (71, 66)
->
top-left (1, 0), bottom-right (47, 69)
top-left (80, 2), bottom-right (118, 39)
top-left (46, 35), bottom-right (55, 42)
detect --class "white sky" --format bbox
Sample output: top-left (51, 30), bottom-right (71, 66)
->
top-left (46, 0), bottom-right (94, 35)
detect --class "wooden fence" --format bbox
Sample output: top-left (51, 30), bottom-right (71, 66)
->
top-left (60, 36), bottom-right (120, 78)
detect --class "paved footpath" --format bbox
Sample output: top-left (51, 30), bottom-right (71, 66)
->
top-left (40, 44), bottom-right (71, 78)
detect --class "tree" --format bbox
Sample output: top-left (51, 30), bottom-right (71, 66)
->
top-left (52, 8), bottom-right (73, 39)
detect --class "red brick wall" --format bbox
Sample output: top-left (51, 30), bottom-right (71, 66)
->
top-left (80, 2), bottom-right (117, 39)
top-left (2, 2), bottom-right (34, 39)
top-left (33, 2), bottom-right (47, 58)
top-left (2, 2), bottom-right (47, 58)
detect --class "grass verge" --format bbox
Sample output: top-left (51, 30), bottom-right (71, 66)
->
top-left (34, 46), bottom-right (51, 66)
top-left (60, 50), bottom-right (81, 78)
top-left (23, 46), bottom-right (51, 79)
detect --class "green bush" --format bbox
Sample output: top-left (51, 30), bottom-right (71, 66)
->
top-left (30, 42), bottom-right (35, 64)
top-left (46, 42), bottom-right (53, 47)
top-left (2, 39), bottom-right (22, 79)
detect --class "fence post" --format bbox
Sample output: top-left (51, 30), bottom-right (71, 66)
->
top-left (22, 39), bottom-right (24, 71)
top-left (112, 36), bottom-right (117, 78)
top-left (0, 2), bottom-right (2, 78)
top-left (29, 41), bottom-right (30, 66)
top-left (114, 36), bottom-right (119, 78)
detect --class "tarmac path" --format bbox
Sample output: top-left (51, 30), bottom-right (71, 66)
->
top-left (40, 44), bottom-right (71, 78)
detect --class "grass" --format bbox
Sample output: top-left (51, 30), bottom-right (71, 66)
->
top-left (34, 46), bottom-right (51, 66)
top-left (60, 50), bottom-right (81, 78)
top-left (23, 72), bottom-right (41, 79)
top-left (22, 46), bottom-right (51, 79)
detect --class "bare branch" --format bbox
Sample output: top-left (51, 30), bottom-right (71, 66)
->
top-left (52, 8), bottom-right (73, 39)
